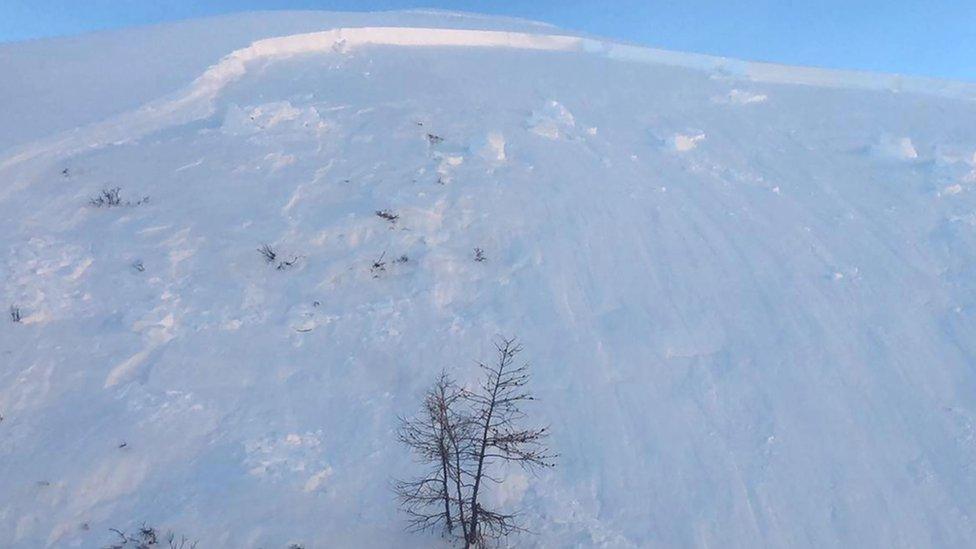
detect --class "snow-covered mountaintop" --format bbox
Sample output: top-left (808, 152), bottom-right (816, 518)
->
top-left (2, 10), bottom-right (976, 548)
top-left (2, 10), bottom-right (972, 156)
top-left (0, 10), bottom-right (558, 153)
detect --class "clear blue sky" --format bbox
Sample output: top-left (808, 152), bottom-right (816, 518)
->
top-left (2, 0), bottom-right (974, 81)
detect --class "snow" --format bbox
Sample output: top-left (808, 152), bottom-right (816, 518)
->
top-left (873, 135), bottom-right (920, 161)
top-left (669, 132), bottom-right (707, 152)
top-left (2, 9), bottom-right (976, 549)
top-left (713, 89), bottom-right (769, 105)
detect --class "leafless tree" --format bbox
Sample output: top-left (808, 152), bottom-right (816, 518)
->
top-left (395, 372), bottom-right (471, 539)
top-left (396, 338), bottom-right (554, 548)
top-left (461, 338), bottom-right (554, 547)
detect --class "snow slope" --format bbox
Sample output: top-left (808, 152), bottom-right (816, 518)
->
top-left (2, 10), bottom-right (976, 548)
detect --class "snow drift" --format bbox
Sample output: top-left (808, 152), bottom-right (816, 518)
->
top-left (1, 10), bottom-right (976, 548)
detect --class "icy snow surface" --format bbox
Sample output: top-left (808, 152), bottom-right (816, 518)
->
top-left (2, 9), bottom-right (976, 549)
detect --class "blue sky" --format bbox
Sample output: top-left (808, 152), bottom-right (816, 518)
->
top-left (2, 0), bottom-right (974, 81)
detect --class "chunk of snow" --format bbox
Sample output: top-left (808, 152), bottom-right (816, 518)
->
top-left (713, 89), bottom-right (768, 105)
top-left (670, 132), bottom-right (706, 152)
top-left (528, 100), bottom-right (576, 139)
top-left (873, 135), bottom-right (919, 160)
top-left (477, 131), bottom-right (507, 163)
top-left (942, 184), bottom-right (964, 196)
top-left (303, 467), bottom-right (335, 492)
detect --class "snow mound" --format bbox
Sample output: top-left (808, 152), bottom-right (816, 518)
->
top-left (669, 132), bottom-right (707, 152)
top-left (872, 135), bottom-right (920, 161)
top-left (528, 100), bottom-right (577, 140)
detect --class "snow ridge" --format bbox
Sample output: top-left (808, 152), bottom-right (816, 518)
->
top-left (3, 25), bottom-right (974, 179)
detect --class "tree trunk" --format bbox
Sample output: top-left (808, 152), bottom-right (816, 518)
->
top-left (450, 429), bottom-right (469, 543)
top-left (466, 364), bottom-right (504, 547)
top-left (440, 439), bottom-right (452, 533)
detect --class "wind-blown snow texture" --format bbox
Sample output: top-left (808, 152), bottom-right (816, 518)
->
top-left (2, 10), bottom-right (976, 549)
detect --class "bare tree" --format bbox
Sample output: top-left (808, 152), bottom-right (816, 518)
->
top-left (395, 338), bottom-right (554, 548)
top-left (395, 372), bottom-right (470, 538)
top-left (462, 338), bottom-right (554, 547)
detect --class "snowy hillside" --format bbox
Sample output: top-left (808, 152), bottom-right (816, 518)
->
top-left (3, 9), bottom-right (976, 548)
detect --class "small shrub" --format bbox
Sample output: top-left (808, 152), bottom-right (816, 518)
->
top-left (371, 252), bottom-right (409, 276)
top-left (259, 244), bottom-right (300, 270)
top-left (258, 244), bottom-right (277, 264)
top-left (375, 209), bottom-right (399, 223)
top-left (276, 256), bottom-right (300, 271)
top-left (105, 523), bottom-right (197, 549)
top-left (371, 252), bottom-right (387, 277)
top-left (474, 248), bottom-right (486, 262)
top-left (10, 305), bottom-right (21, 323)
top-left (89, 187), bottom-right (149, 208)
top-left (137, 526), bottom-right (157, 545)
top-left (90, 187), bottom-right (123, 207)
top-left (165, 533), bottom-right (197, 549)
